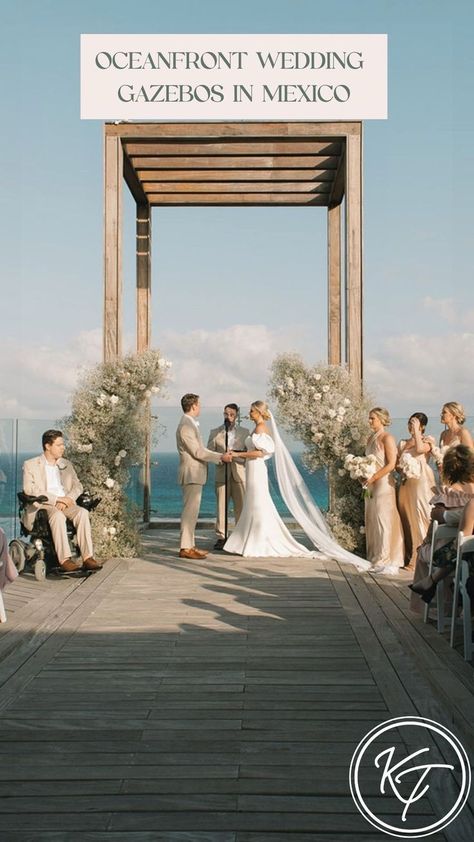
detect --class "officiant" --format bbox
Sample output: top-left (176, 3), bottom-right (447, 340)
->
top-left (207, 404), bottom-right (250, 550)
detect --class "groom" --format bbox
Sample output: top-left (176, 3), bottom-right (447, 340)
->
top-left (176, 394), bottom-right (232, 560)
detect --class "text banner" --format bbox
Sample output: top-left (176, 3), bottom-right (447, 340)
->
top-left (81, 34), bottom-right (387, 120)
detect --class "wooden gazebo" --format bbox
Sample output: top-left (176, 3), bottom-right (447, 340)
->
top-left (103, 121), bottom-right (363, 381)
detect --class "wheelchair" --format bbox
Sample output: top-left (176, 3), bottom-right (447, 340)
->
top-left (9, 491), bottom-right (101, 581)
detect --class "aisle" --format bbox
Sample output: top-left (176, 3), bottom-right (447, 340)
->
top-left (0, 529), bottom-right (472, 840)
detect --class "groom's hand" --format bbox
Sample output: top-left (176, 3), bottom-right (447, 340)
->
top-left (221, 452), bottom-right (232, 463)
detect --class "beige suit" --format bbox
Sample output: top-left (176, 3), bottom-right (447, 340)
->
top-left (176, 415), bottom-right (222, 549)
top-left (207, 424), bottom-right (250, 538)
top-left (22, 456), bottom-right (93, 563)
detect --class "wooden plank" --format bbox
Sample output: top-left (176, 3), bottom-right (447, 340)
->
top-left (132, 155), bottom-right (338, 170)
top-left (126, 140), bottom-right (342, 155)
top-left (146, 194), bottom-right (328, 206)
top-left (106, 120), bottom-right (359, 138)
top-left (137, 169), bottom-right (335, 182)
top-left (123, 150), bottom-right (147, 204)
top-left (141, 182), bottom-right (331, 194)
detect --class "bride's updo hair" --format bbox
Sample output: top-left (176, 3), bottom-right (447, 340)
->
top-left (251, 400), bottom-right (271, 420)
top-left (369, 407), bottom-right (391, 427)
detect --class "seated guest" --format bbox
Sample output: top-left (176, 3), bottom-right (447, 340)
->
top-left (22, 430), bottom-right (101, 572)
top-left (409, 445), bottom-right (474, 606)
top-left (411, 497), bottom-right (474, 603)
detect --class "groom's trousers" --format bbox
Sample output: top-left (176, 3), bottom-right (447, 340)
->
top-left (180, 483), bottom-right (203, 549)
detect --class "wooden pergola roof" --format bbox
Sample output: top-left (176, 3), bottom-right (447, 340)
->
top-left (105, 121), bottom-right (352, 208)
top-left (104, 121), bottom-right (362, 386)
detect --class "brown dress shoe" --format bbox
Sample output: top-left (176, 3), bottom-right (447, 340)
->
top-left (83, 557), bottom-right (103, 571)
top-left (179, 548), bottom-right (206, 560)
top-left (60, 558), bottom-right (82, 572)
top-left (192, 547), bottom-right (208, 558)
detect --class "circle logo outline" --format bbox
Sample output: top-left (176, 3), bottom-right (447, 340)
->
top-left (349, 716), bottom-right (471, 838)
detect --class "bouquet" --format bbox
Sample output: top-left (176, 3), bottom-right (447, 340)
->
top-left (344, 453), bottom-right (377, 498)
top-left (344, 453), bottom-right (377, 483)
top-left (398, 451), bottom-right (422, 482)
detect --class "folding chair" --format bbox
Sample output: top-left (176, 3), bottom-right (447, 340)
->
top-left (450, 532), bottom-right (474, 661)
top-left (424, 521), bottom-right (458, 631)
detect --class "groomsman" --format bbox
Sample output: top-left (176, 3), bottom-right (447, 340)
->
top-left (207, 404), bottom-right (250, 550)
top-left (176, 394), bottom-right (232, 560)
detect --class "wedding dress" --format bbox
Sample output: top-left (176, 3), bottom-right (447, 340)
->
top-left (223, 415), bottom-right (371, 571)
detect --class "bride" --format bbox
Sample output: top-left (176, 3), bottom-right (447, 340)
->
top-left (223, 400), bottom-right (370, 571)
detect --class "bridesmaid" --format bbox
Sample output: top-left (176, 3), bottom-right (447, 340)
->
top-left (397, 413), bottom-right (436, 569)
top-left (439, 402), bottom-right (473, 451)
top-left (364, 407), bottom-right (404, 575)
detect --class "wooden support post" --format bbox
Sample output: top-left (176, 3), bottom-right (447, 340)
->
top-left (103, 132), bottom-right (123, 361)
top-left (327, 202), bottom-right (342, 365)
top-left (136, 203), bottom-right (151, 352)
top-left (345, 126), bottom-right (363, 384)
top-left (136, 202), bottom-right (152, 522)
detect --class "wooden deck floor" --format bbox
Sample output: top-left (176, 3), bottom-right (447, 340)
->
top-left (0, 528), bottom-right (473, 841)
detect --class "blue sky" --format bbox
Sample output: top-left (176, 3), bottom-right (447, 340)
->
top-left (1, 0), bottom-right (473, 425)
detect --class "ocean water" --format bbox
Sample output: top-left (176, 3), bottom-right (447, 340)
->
top-left (0, 451), bottom-right (328, 539)
top-left (129, 452), bottom-right (328, 518)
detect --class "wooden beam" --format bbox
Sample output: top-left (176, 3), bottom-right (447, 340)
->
top-left (136, 203), bottom-right (151, 353)
top-left (328, 147), bottom-right (346, 208)
top-left (131, 155), bottom-right (339, 170)
top-left (136, 202), bottom-right (152, 524)
top-left (146, 193), bottom-right (328, 206)
top-left (345, 127), bottom-right (363, 384)
top-left (328, 203), bottom-right (342, 365)
top-left (103, 132), bottom-right (123, 361)
top-left (106, 120), bottom-right (360, 139)
top-left (137, 168), bottom-right (335, 182)
top-left (123, 150), bottom-right (148, 204)
top-left (125, 142), bottom-right (340, 157)
top-left (142, 181), bottom-right (331, 194)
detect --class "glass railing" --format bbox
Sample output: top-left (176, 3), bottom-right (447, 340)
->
top-left (1, 412), bottom-right (471, 540)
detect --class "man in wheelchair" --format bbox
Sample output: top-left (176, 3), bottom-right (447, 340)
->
top-left (22, 429), bottom-right (102, 573)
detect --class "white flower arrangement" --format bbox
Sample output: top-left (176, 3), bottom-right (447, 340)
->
top-left (62, 349), bottom-right (170, 558)
top-left (398, 451), bottom-right (422, 481)
top-left (344, 453), bottom-right (377, 481)
top-left (269, 353), bottom-right (372, 552)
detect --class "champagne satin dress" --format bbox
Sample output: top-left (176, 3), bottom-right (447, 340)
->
top-left (397, 439), bottom-right (436, 568)
top-left (365, 432), bottom-right (404, 572)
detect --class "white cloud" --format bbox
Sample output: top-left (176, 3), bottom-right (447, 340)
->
top-left (422, 296), bottom-right (474, 329)
top-left (0, 323), bottom-right (319, 419)
top-left (158, 323), bottom-right (320, 406)
top-left (366, 331), bottom-right (474, 416)
top-left (0, 330), bottom-right (102, 418)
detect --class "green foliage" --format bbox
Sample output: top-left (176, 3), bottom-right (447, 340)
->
top-left (269, 353), bottom-right (372, 552)
top-left (62, 350), bottom-right (171, 558)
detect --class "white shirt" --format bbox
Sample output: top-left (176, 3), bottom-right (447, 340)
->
top-left (226, 426), bottom-right (237, 451)
top-left (43, 456), bottom-right (66, 498)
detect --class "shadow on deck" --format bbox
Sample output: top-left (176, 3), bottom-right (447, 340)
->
top-left (0, 528), bottom-right (473, 841)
